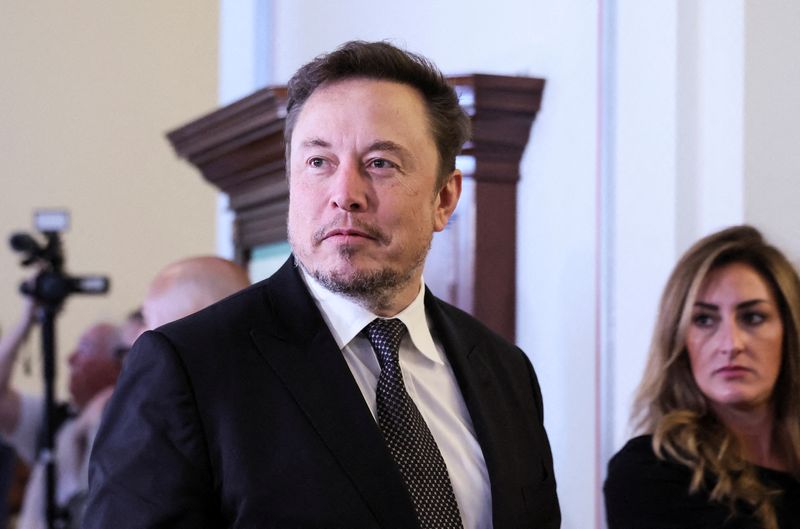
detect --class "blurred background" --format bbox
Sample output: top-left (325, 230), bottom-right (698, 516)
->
top-left (1, 2), bottom-right (798, 528)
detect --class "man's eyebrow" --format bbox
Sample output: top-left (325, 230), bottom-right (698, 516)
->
top-left (300, 138), bottom-right (330, 149)
top-left (367, 140), bottom-right (412, 157)
top-left (298, 138), bottom-right (415, 161)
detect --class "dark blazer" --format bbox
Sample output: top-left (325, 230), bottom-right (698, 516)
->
top-left (85, 259), bottom-right (560, 528)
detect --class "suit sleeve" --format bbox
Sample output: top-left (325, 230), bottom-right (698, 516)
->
top-left (83, 331), bottom-right (221, 529)
top-left (521, 351), bottom-right (561, 528)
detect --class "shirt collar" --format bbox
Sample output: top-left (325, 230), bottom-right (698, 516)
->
top-left (299, 267), bottom-right (443, 365)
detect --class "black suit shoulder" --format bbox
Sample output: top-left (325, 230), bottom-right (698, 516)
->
top-left (87, 262), bottom-right (393, 528)
top-left (425, 291), bottom-right (518, 351)
top-left (424, 291), bottom-right (535, 387)
top-left (425, 290), bottom-right (548, 420)
top-left (87, 261), bottom-right (560, 529)
top-left (157, 277), bottom-right (273, 341)
top-left (426, 291), bottom-right (560, 528)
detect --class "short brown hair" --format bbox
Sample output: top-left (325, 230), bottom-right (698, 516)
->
top-left (284, 40), bottom-right (470, 188)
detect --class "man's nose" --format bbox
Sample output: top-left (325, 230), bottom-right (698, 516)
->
top-left (330, 162), bottom-right (368, 212)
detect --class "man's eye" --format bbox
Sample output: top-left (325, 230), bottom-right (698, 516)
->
top-left (368, 159), bottom-right (397, 170)
top-left (308, 157), bottom-right (326, 168)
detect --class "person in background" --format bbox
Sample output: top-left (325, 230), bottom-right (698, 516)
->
top-left (44, 253), bottom-right (246, 526)
top-left (115, 309), bottom-right (145, 360)
top-left (605, 225), bottom-right (800, 529)
top-left (0, 293), bottom-right (123, 529)
top-left (85, 40), bottom-right (559, 529)
top-left (141, 255), bottom-right (250, 330)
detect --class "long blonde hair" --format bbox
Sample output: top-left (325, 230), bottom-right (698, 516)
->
top-left (633, 225), bottom-right (800, 529)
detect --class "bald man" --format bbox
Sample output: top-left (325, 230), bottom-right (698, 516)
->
top-left (142, 256), bottom-right (250, 330)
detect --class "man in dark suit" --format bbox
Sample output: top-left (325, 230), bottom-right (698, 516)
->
top-left (85, 40), bottom-right (560, 529)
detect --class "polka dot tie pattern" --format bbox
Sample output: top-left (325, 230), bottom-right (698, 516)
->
top-left (366, 318), bottom-right (464, 529)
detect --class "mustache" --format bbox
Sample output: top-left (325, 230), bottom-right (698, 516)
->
top-left (312, 216), bottom-right (391, 246)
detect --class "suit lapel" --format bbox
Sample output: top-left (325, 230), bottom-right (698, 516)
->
top-left (424, 291), bottom-right (513, 521)
top-left (249, 259), bottom-right (418, 529)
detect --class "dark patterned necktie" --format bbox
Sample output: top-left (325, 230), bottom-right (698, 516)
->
top-left (365, 318), bottom-right (464, 529)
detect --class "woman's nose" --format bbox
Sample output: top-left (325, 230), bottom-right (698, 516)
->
top-left (717, 318), bottom-right (746, 357)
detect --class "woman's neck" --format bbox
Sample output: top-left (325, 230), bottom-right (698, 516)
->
top-left (713, 403), bottom-right (786, 471)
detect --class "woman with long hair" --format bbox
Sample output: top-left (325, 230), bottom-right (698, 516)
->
top-left (605, 225), bottom-right (800, 529)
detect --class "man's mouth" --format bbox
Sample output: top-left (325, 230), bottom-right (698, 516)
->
top-left (322, 228), bottom-right (374, 240)
top-left (313, 220), bottom-right (389, 246)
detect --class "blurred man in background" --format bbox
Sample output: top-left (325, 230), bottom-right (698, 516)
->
top-left (0, 253), bottom-right (247, 528)
top-left (142, 255), bottom-right (250, 330)
top-left (0, 294), bottom-right (124, 529)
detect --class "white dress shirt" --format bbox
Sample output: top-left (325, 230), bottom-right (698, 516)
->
top-left (301, 269), bottom-right (492, 529)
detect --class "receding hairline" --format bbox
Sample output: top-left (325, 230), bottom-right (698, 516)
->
top-left (287, 77), bottom-right (451, 181)
top-left (282, 41), bottom-right (471, 184)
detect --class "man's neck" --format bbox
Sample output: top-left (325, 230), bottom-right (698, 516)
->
top-left (366, 282), bottom-right (420, 317)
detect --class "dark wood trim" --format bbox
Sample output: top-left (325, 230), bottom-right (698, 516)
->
top-left (167, 74), bottom-right (544, 342)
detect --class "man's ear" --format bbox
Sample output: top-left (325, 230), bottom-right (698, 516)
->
top-left (433, 169), bottom-right (462, 232)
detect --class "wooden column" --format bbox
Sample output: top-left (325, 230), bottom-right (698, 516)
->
top-left (450, 75), bottom-right (544, 340)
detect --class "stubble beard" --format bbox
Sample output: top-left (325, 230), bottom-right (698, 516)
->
top-left (292, 237), bottom-right (431, 313)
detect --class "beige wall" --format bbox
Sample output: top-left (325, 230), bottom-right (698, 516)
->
top-left (0, 3), bottom-right (219, 395)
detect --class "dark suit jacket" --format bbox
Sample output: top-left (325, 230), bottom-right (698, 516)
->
top-left (85, 259), bottom-right (560, 528)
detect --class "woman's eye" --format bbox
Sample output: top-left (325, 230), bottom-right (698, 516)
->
top-left (692, 314), bottom-right (715, 328)
top-left (741, 311), bottom-right (766, 326)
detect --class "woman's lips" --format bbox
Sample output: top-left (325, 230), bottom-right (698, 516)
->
top-left (714, 365), bottom-right (752, 377)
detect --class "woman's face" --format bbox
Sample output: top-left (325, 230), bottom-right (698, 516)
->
top-left (686, 262), bottom-right (784, 414)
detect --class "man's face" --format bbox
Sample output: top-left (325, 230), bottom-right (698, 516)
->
top-left (67, 323), bottom-right (121, 409)
top-left (287, 78), bottom-right (460, 314)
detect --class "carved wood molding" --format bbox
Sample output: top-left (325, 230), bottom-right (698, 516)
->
top-left (167, 74), bottom-right (544, 341)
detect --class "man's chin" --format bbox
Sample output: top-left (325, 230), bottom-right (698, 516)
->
top-left (312, 264), bottom-right (403, 298)
top-left (294, 247), bottom-right (426, 312)
top-left (305, 252), bottom-right (379, 277)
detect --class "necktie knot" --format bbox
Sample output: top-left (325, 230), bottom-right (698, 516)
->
top-left (365, 318), bottom-right (407, 370)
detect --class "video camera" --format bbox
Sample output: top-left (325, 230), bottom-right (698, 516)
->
top-left (9, 210), bottom-right (109, 308)
top-left (8, 209), bottom-right (110, 529)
